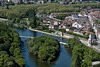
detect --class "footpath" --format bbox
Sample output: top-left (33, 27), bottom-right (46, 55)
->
top-left (28, 27), bottom-right (88, 45)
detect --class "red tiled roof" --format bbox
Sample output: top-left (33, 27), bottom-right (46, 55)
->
top-left (92, 9), bottom-right (100, 11)
top-left (65, 16), bottom-right (71, 18)
top-left (43, 21), bottom-right (48, 23)
top-left (74, 29), bottom-right (77, 32)
top-left (90, 12), bottom-right (100, 16)
top-left (82, 28), bottom-right (88, 31)
top-left (86, 32), bottom-right (94, 34)
top-left (63, 20), bottom-right (75, 23)
top-left (50, 20), bottom-right (57, 23)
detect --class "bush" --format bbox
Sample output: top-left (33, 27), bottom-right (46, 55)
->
top-left (67, 31), bottom-right (88, 39)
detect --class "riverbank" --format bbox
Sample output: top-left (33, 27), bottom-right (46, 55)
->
top-left (28, 27), bottom-right (88, 45)
top-left (29, 27), bottom-right (100, 53)
top-left (29, 27), bottom-right (73, 39)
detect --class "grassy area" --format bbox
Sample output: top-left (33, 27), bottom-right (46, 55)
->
top-left (66, 31), bottom-right (89, 39)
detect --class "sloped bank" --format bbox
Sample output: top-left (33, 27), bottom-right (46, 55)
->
top-left (67, 37), bottom-right (100, 67)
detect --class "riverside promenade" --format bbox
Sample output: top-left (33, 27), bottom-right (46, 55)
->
top-left (28, 27), bottom-right (88, 46)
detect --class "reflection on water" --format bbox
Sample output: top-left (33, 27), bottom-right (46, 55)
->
top-left (12, 28), bottom-right (72, 67)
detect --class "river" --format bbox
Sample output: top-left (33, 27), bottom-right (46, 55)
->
top-left (12, 28), bottom-right (72, 67)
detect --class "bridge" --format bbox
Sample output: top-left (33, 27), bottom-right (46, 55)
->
top-left (59, 42), bottom-right (67, 45)
top-left (92, 61), bottom-right (100, 66)
top-left (20, 36), bottom-right (34, 38)
top-left (20, 36), bottom-right (68, 45)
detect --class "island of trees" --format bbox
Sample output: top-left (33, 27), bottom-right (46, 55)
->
top-left (67, 37), bottom-right (100, 67)
top-left (0, 23), bottom-right (25, 67)
top-left (27, 36), bottom-right (60, 63)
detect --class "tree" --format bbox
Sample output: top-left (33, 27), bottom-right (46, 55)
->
top-left (0, 23), bottom-right (25, 67)
top-left (27, 36), bottom-right (60, 62)
top-left (15, 58), bottom-right (25, 67)
top-left (67, 37), bottom-right (100, 66)
top-left (56, 14), bottom-right (71, 20)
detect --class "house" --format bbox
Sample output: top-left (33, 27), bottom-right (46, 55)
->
top-left (72, 22), bottom-right (84, 29)
top-left (69, 27), bottom-right (77, 32)
top-left (91, 9), bottom-right (100, 13)
top-left (49, 25), bottom-right (54, 29)
top-left (36, 14), bottom-right (49, 18)
top-left (82, 27), bottom-right (88, 32)
top-left (78, 13), bottom-right (88, 18)
top-left (37, 0), bottom-right (44, 4)
top-left (59, 24), bottom-right (66, 29)
top-left (42, 21), bottom-right (50, 26)
top-left (49, 20), bottom-right (60, 29)
top-left (29, 0), bottom-right (35, 4)
top-left (71, 13), bottom-right (79, 20)
top-left (96, 16), bottom-right (100, 20)
top-left (63, 20), bottom-right (75, 26)
top-left (65, 16), bottom-right (72, 20)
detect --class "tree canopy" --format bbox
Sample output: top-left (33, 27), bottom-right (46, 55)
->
top-left (56, 14), bottom-right (71, 20)
top-left (67, 37), bottom-right (100, 67)
top-left (0, 23), bottom-right (25, 67)
top-left (27, 36), bottom-right (60, 62)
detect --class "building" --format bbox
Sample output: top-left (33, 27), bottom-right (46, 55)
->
top-left (82, 0), bottom-right (100, 2)
top-left (72, 22), bottom-right (84, 29)
top-left (49, 20), bottom-right (60, 29)
top-left (37, 0), bottom-right (44, 4)
top-left (88, 34), bottom-right (97, 47)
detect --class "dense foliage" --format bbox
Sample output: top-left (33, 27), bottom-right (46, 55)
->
top-left (56, 14), bottom-right (71, 20)
top-left (0, 3), bottom-right (100, 19)
top-left (27, 36), bottom-right (60, 62)
top-left (67, 37), bottom-right (100, 67)
top-left (0, 3), bottom-right (79, 19)
top-left (0, 23), bottom-right (25, 67)
top-left (72, 2), bottom-right (100, 9)
top-left (67, 31), bottom-right (89, 39)
top-left (55, 28), bottom-right (66, 33)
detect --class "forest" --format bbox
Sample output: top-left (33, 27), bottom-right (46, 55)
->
top-left (67, 37), bottom-right (100, 67)
top-left (0, 2), bottom-right (100, 19)
top-left (0, 23), bottom-right (25, 67)
top-left (27, 36), bottom-right (60, 63)
top-left (0, 2), bottom-right (99, 29)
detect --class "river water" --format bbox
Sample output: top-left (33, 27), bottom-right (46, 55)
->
top-left (12, 28), bottom-right (72, 67)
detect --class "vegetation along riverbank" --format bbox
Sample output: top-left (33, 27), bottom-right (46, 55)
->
top-left (0, 23), bottom-right (25, 67)
top-left (67, 37), bottom-right (100, 67)
top-left (27, 36), bottom-right (60, 63)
